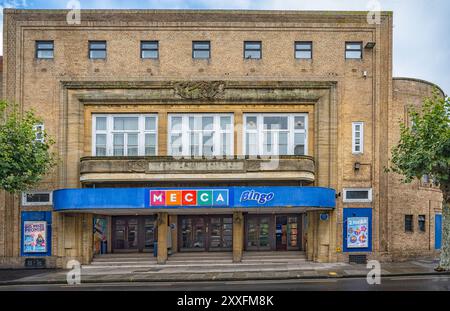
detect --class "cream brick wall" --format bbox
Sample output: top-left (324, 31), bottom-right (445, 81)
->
top-left (387, 78), bottom-right (444, 260)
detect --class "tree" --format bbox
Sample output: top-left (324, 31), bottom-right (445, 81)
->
top-left (389, 90), bottom-right (450, 270)
top-left (0, 100), bottom-right (56, 193)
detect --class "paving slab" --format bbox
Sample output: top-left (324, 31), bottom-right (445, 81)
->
top-left (2, 259), bottom-right (450, 285)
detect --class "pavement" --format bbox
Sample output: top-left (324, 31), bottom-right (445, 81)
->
top-left (0, 252), bottom-right (449, 286)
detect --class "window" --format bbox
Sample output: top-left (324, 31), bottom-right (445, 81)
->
top-left (89, 41), bottom-right (107, 59)
top-left (141, 41), bottom-right (159, 59)
top-left (33, 123), bottom-right (45, 143)
top-left (92, 114), bottom-right (158, 156)
top-left (418, 215), bottom-right (426, 232)
top-left (352, 122), bottom-right (364, 154)
top-left (243, 114), bottom-right (308, 156)
top-left (192, 41), bottom-right (210, 59)
top-left (345, 42), bottom-right (362, 59)
top-left (168, 114), bottom-right (233, 157)
top-left (22, 191), bottom-right (52, 206)
top-left (244, 41), bottom-right (261, 59)
top-left (343, 188), bottom-right (372, 203)
top-left (36, 41), bottom-right (54, 59)
top-left (295, 41), bottom-right (312, 59)
top-left (405, 215), bottom-right (414, 232)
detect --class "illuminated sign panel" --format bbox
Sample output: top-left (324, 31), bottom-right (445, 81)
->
top-left (149, 189), bottom-right (229, 207)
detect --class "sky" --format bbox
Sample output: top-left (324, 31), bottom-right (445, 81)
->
top-left (0, 0), bottom-right (448, 95)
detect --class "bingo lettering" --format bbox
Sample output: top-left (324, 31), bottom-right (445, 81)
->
top-left (240, 190), bottom-right (275, 204)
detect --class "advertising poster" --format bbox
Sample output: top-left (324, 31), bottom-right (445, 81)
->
top-left (94, 217), bottom-right (107, 241)
top-left (23, 221), bottom-right (47, 253)
top-left (93, 217), bottom-right (108, 254)
top-left (347, 217), bottom-right (369, 248)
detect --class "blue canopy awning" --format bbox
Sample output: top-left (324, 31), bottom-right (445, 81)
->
top-left (53, 186), bottom-right (336, 211)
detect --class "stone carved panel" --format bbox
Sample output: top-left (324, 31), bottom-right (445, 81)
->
top-left (173, 81), bottom-right (225, 100)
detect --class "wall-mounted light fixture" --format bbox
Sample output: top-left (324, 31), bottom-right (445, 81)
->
top-left (365, 42), bottom-right (376, 49)
top-left (354, 162), bottom-right (361, 171)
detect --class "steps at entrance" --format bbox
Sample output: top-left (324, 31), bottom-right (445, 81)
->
top-left (87, 251), bottom-right (306, 269)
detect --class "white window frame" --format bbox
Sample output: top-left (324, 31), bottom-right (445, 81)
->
top-left (21, 191), bottom-right (53, 206)
top-left (92, 114), bottom-right (158, 156)
top-left (243, 113), bottom-right (308, 156)
top-left (352, 122), bottom-right (364, 154)
top-left (167, 114), bottom-right (234, 157)
top-left (343, 188), bottom-right (372, 203)
top-left (33, 123), bottom-right (45, 143)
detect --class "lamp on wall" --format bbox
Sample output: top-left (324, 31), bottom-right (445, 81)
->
top-left (365, 42), bottom-right (376, 49)
top-left (354, 162), bottom-right (361, 171)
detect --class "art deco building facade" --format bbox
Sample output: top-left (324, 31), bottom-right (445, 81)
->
top-left (0, 9), bottom-right (444, 268)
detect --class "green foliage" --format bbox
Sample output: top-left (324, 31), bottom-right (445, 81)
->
top-left (389, 90), bottom-right (450, 199)
top-left (0, 100), bottom-right (56, 193)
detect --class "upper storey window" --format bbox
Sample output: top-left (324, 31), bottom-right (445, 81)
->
top-left (168, 114), bottom-right (233, 157)
top-left (244, 41), bottom-right (262, 59)
top-left (345, 42), bottom-right (362, 59)
top-left (141, 41), bottom-right (159, 59)
top-left (352, 122), bottom-right (364, 154)
top-left (92, 114), bottom-right (158, 156)
top-left (244, 114), bottom-right (308, 156)
top-left (295, 41), bottom-right (312, 59)
top-left (89, 41), bottom-right (107, 59)
top-left (36, 41), bottom-right (54, 59)
top-left (192, 41), bottom-right (211, 59)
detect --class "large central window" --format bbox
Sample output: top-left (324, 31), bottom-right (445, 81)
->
top-left (244, 113), bottom-right (308, 156)
top-left (168, 114), bottom-right (233, 157)
top-left (92, 114), bottom-right (158, 156)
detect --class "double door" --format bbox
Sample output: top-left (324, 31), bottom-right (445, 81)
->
top-left (246, 214), bottom-right (302, 251)
top-left (179, 215), bottom-right (233, 251)
top-left (112, 216), bottom-right (156, 252)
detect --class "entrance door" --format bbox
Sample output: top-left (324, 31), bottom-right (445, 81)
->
top-left (180, 217), bottom-right (206, 251)
top-left (179, 215), bottom-right (233, 251)
top-left (209, 216), bottom-right (233, 251)
top-left (113, 217), bottom-right (138, 252)
top-left (112, 216), bottom-right (156, 253)
top-left (246, 215), bottom-right (271, 251)
top-left (275, 216), bottom-right (288, 251)
top-left (143, 217), bottom-right (157, 252)
top-left (287, 215), bottom-right (301, 250)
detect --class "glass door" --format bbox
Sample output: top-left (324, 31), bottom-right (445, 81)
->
top-left (276, 216), bottom-right (288, 251)
top-left (143, 217), bottom-right (156, 251)
top-left (112, 217), bottom-right (138, 252)
top-left (180, 217), bottom-right (206, 251)
top-left (114, 219), bottom-right (126, 250)
top-left (287, 216), bottom-right (300, 250)
top-left (209, 216), bottom-right (233, 251)
top-left (259, 216), bottom-right (271, 250)
top-left (246, 215), bottom-right (272, 251)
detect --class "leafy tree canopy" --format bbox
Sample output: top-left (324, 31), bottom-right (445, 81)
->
top-left (0, 100), bottom-right (56, 193)
top-left (389, 91), bottom-right (450, 200)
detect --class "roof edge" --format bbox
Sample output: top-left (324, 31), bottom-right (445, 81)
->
top-left (393, 77), bottom-right (446, 97)
top-left (3, 8), bottom-right (393, 16)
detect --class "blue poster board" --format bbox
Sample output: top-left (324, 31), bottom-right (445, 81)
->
top-left (435, 214), bottom-right (442, 250)
top-left (21, 211), bottom-right (52, 257)
top-left (343, 208), bottom-right (372, 252)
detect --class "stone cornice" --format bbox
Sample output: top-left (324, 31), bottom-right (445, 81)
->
top-left (62, 80), bottom-right (335, 103)
top-left (5, 9), bottom-right (391, 25)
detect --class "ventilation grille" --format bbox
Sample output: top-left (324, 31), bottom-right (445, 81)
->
top-left (24, 258), bottom-right (46, 268)
top-left (349, 254), bottom-right (367, 264)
